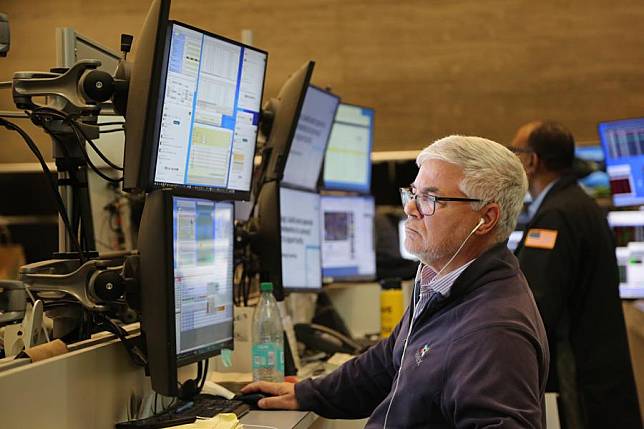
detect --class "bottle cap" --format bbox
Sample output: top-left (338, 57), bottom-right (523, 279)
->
top-left (260, 282), bottom-right (273, 292)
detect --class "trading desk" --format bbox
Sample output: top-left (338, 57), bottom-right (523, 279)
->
top-left (0, 327), bottom-right (365, 429)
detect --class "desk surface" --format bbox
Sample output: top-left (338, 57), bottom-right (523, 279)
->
top-left (240, 410), bottom-right (318, 429)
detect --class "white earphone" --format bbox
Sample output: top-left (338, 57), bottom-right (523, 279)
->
top-left (383, 216), bottom-right (485, 429)
top-left (476, 217), bottom-right (485, 231)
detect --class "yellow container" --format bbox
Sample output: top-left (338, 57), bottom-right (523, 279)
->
top-left (380, 288), bottom-right (404, 338)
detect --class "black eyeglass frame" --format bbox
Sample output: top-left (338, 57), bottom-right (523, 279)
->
top-left (399, 187), bottom-right (483, 216)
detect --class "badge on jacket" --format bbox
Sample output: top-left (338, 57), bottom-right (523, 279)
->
top-left (524, 228), bottom-right (558, 250)
top-left (415, 344), bottom-right (431, 366)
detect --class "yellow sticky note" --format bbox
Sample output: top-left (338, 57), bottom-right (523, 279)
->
top-left (524, 228), bottom-right (558, 250)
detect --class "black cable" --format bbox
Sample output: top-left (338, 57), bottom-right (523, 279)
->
top-left (72, 122), bottom-right (124, 171)
top-left (38, 114), bottom-right (123, 186)
top-left (36, 108), bottom-right (124, 173)
top-left (198, 359), bottom-right (209, 391)
top-left (68, 124), bottom-right (124, 183)
top-left (0, 118), bottom-right (86, 261)
top-left (98, 128), bottom-right (125, 134)
top-left (30, 107), bottom-right (124, 171)
top-left (94, 312), bottom-right (147, 367)
top-left (34, 112), bottom-right (123, 184)
top-left (196, 360), bottom-right (203, 385)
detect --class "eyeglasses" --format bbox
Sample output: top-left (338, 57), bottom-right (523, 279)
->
top-left (399, 187), bottom-right (483, 217)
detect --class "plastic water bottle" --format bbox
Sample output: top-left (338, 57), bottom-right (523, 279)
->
top-left (252, 282), bottom-right (284, 382)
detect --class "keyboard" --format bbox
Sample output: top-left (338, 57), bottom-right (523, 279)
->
top-left (115, 394), bottom-right (250, 429)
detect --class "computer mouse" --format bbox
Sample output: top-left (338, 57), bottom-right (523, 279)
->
top-left (235, 392), bottom-right (267, 408)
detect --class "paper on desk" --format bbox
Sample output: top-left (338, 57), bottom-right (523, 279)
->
top-left (173, 413), bottom-right (240, 428)
top-left (327, 353), bottom-right (355, 367)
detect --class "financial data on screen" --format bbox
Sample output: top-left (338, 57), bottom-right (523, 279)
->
top-left (173, 196), bottom-right (234, 358)
top-left (282, 86), bottom-right (339, 191)
top-left (599, 118), bottom-right (644, 206)
top-left (321, 195), bottom-right (376, 280)
top-left (280, 187), bottom-right (322, 289)
top-left (154, 23), bottom-right (267, 194)
top-left (323, 103), bottom-right (374, 192)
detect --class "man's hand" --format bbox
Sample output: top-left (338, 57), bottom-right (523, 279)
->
top-left (240, 381), bottom-right (300, 410)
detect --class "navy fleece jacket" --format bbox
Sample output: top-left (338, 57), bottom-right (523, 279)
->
top-left (295, 243), bottom-right (549, 428)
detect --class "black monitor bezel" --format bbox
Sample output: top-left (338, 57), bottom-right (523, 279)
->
top-left (139, 189), bottom-right (235, 396)
top-left (320, 194), bottom-right (377, 283)
top-left (122, 0), bottom-right (171, 193)
top-left (320, 101), bottom-right (375, 194)
top-left (280, 84), bottom-right (341, 192)
top-left (260, 61), bottom-right (316, 185)
top-left (146, 20), bottom-right (269, 201)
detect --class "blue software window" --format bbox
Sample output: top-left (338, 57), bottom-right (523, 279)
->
top-left (154, 23), bottom-right (267, 193)
top-left (599, 118), bottom-right (644, 207)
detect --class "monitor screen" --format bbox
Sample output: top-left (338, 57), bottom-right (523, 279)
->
top-left (323, 103), bottom-right (374, 192)
top-left (280, 186), bottom-right (322, 290)
top-left (282, 86), bottom-right (340, 191)
top-left (172, 196), bottom-right (234, 363)
top-left (138, 189), bottom-right (234, 396)
top-left (574, 145), bottom-right (610, 198)
top-left (321, 195), bottom-right (376, 281)
top-left (575, 145), bottom-right (605, 162)
top-left (598, 118), bottom-right (644, 206)
top-left (148, 21), bottom-right (267, 199)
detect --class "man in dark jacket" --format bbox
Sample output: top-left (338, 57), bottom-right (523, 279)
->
top-left (511, 120), bottom-right (641, 429)
top-left (243, 135), bottom-right (549, 428)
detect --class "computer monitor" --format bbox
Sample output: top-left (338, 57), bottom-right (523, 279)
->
top-left (281, 186), bottom-right (322, 291)
top-left (320, 195), bottom-right (376, 281)
top-left (281, 85), bottom-right (340, 191)
top-left (598, 118), bottom-right (644, 207)
top-left (138, 189), bottom-right (234, 396)
top-left (322, 103), bottom-right (374, 193)
top-left (574, 145), bottom-right (610, 198)
top-left (256, 61), bottom-right (315, 190)
top-left (254, 182), bottom-right (322, 295)
top-left (122, 0), bottom-right (169, 192)
top-left (124, 7), bottom-right (268, 201)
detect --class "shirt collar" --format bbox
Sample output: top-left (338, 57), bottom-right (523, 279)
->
top-left (419, 259), bottom-right (476, 298)
top-left (527, 178), bottom-right (558, 221)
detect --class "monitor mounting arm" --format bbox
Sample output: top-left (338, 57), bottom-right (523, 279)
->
top-left (19, 256), bottom-right (127, 312)
top-left (12, 59), bottom-right (119, 116)
top-left (9, 59), bottom-right (130, 255)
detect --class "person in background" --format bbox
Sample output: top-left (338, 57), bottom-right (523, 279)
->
top-left (511, 120), bottom-right (641, 429)
top-left (243, 135), bottom-right (549, 428)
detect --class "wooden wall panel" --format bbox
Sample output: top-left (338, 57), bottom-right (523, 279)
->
top-left (1, 0), bottom-right (644, 163)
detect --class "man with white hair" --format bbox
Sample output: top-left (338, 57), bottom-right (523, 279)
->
top-left (243, 136), bottom-right (549, 428)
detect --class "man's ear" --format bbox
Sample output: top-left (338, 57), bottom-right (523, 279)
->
top-left (526, 152), bottom-right (539, 175)
top-left (475, 203), bottom-right (500, 235)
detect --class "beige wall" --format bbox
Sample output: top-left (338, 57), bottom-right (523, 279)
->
top-left (1, 0), bottom-right (644, 163)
